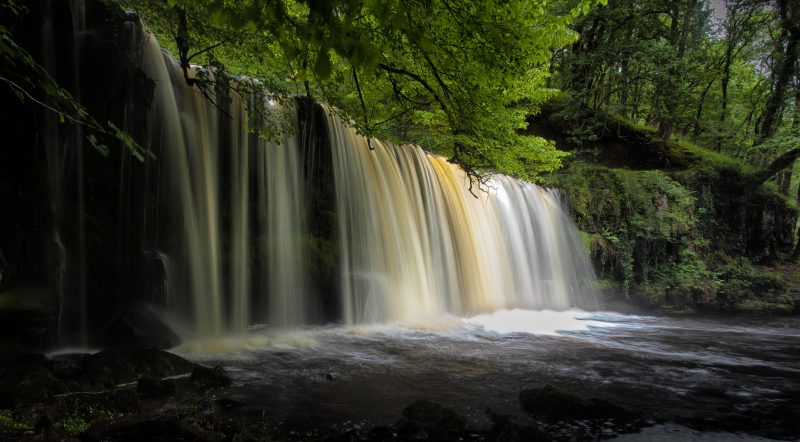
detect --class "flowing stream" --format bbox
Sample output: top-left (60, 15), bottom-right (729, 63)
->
top-left (175, 310), bottom-right (800, 441)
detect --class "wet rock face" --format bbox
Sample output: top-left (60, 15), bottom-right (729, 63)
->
top-left (136, 377), bottom-right (176, 398)
top-left (105, 307), bottom-right (181, 350)
top-left (191, 365), bottom-right (232, 389)
top-left (82, 348), bottom-right (196, 387)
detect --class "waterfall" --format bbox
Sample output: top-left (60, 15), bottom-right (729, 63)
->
top-left (40, 0), bottom-right (89, 344)
top-left (328, 110), bottom-right (597, 323)
top-left (38, 14), bottom-right (596, 341)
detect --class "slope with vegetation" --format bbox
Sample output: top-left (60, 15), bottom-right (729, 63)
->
top-left (535, 0), bottom-right (800, 313)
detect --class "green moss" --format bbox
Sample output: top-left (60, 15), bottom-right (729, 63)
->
top-left (715, 257), bottom-right (787, 310)
top-left (734, 299), bottom-right (795, 314)
top-left (542, 103), bottom-right (798, 313)
top-left (0, 410), bottom-right (31, 431)
top-left (56, 414), bottom-right (91, 436)
top-left (592, 279), bottom-right (620, 291)
top-left (671, 136), bottom-right (752, 172)
top-left (546, 161), bottom-right (700, 298)
top-left (604, 112), bottom-right (751, 172)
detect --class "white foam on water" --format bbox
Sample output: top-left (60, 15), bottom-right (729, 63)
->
top-left (464, 308), bottom-right (616, 336)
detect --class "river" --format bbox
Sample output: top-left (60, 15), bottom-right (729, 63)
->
top-left (174, 309), bottom-right (800, 441)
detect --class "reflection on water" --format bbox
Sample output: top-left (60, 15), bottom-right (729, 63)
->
top-left (176, 310), bottom-right (800, 440)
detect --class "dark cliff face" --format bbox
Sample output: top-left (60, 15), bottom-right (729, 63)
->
top-left (0, 1), bottom-right (345, 347)
top-left (722, 195), bottom-right (797, 259)
top-left (0, 0), bottom-right (163, 346)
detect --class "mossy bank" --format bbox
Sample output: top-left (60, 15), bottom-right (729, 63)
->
top-left (535, 101), bottom-right (800, 314)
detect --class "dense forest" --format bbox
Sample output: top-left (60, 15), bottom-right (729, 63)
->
top-left (541, 0), bottom-right (800, 313)
top-left (3, 0), bottom-right (799, 315)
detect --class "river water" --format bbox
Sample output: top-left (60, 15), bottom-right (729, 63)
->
top-left (175, 309), bottom-right (800, 441)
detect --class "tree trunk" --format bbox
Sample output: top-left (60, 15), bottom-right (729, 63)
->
top-left (755, 0), bottom-right (800, 144)
top-left (693, 79), bottom-right (714, 140)
top-left (745, 146), bottom-right (800, 189)
top-left (658, 0), bottom-right (698, 144)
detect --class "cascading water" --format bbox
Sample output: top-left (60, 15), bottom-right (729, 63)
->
top-left (328, 110), bottom-right (597, 323)
top-left (40, 0), bottom-right (89, 344)
top-left (40, 13), bottom-right (597, 341)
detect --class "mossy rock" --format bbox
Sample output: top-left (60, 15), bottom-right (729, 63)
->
top-left (48, 388), bottom-right (142, 421)
top-left (82, 348), bottom-right (196, 387)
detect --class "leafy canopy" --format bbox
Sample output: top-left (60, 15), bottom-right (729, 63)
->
top-left (123, 0), bottom-right (606, 183)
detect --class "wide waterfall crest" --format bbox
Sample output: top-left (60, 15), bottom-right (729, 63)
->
top-left (132, 28), bottom-right (596, 336)
top-left (56, 24), bottom-right (597, 339)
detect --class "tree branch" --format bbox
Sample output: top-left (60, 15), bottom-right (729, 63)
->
top-left (351, 65), bottom-right (372, 150)
top-left (745, 147), bottom-right (800, 188)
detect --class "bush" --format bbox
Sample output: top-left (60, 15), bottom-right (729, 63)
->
top-left (546, 162), bottom-right (699, 296)
top-left (715, 258), bottom-right (786, 310)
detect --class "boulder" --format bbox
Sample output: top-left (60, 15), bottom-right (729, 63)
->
top-left (136, 377), bottom-right (175, 398)
top-left (82, 348), bottom-right (196, 387)
top-left (519, 385), bottom-right (634, 421)
top-left (104, 307), bottom-right (181, 350)
top-left (366, 425), bottom-right (395, 441)
top-left (0, 364), bottom-right (66, 407)
top-left (492, 414), bottom-right (549, 442)
top-left (191, 365), bottom-right (232, 389)
top-left (395, 400), bottom-right (466, 440)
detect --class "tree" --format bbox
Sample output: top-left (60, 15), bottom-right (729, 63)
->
top-left (755, 0), bottom-right (800, 144)
top-left (120, 0), bottom-right (607, 186)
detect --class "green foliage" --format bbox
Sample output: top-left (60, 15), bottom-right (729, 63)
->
top-left (52, 403), bottom-right (114, 437)
top-left (547, 162), bottom-right (699, 295)
top-left (121, 0), bottom-right (607, 181)
top-left (55, 414), bottom-right (91, 436)
top-left (553, 0), bottom-right (800, 196)
top-left (715, 257), bottom-right (786, 310)
top-left (0, 410), bottom-right (31, 432)
top-left (171, 401), bottom-right (226, 439)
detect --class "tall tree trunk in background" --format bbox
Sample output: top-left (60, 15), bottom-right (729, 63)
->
top-left (693, 79), bottom-right (715, 140)
top-left (793, 75), bottom-right (800, 128)
top-left (571, 14), bottom-right (605, 108)
top-left (717, 5), bottom-right (737, 151)
top-left (618, 8), bottom-right (634, 118)
top-left (755, 0), bottom-right (799, 145)
top-left (795, 181), bottom-right (800, 259)
top-left (658, 0), bottom-right (698, 145)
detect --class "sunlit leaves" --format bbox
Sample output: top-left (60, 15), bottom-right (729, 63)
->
top-left (123, 0), bottom-right (605, 180)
